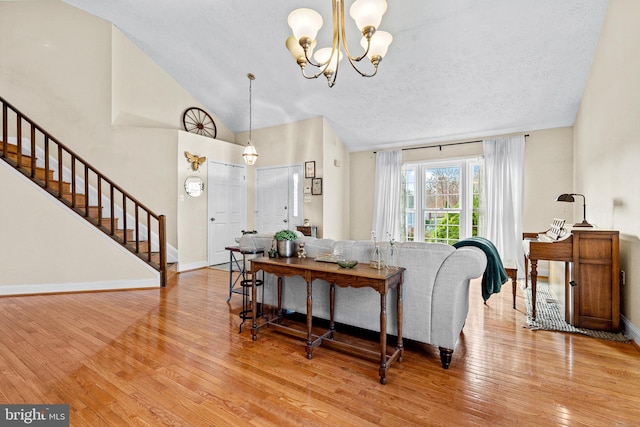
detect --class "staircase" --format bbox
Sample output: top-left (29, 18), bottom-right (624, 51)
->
top-left (1, 95), bottom-right (167, 287)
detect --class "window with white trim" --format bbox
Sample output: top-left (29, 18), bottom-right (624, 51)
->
top-left (402, 158), bottom-right (482, 244)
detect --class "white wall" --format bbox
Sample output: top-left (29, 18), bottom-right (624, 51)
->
top-left (322, 118), bottom-right (350, 240)
top-left (573, 0), bottom-right (640, 332)
top-left (0, 163), bottom-right (158, 294)
top-left (239, 117), bottom-right (326, 235)
top-left (0, 1), bottom-right (239, 292)
top-left (349, 128), bottom-right (573, 241)
top-left (177, 131), bottom-right (244, 271)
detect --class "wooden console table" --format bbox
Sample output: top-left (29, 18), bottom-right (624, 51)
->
top-left (250, 257), bottom-right (405, 384)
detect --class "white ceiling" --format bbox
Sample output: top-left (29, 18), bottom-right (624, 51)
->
top-left (62, 0), bottom-right (609, 152)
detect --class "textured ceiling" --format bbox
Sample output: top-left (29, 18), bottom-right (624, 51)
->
top-left (62, 0), bottom-right (609, 152)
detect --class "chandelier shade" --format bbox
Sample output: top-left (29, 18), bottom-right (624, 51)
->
top-left (285, 0), bottom-right (392, 87)
top-left (360, 30), bottom-right (392, 62)
top-left (349, 0), bottom-right (387, 31)
top-left (287, 8), bottom-right (323, 42)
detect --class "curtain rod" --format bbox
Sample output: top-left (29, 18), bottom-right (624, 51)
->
top-left (374, 134), bottom-right (529, 153)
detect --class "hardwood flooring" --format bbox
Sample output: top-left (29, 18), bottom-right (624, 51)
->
top-left (1, 267), bottom-right (639, 426)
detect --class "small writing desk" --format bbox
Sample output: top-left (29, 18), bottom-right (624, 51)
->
top-left (250, 257), bottom-right (405, 384)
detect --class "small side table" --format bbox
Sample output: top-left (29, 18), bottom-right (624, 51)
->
top-left (503, 260), bottom-right (518, 309)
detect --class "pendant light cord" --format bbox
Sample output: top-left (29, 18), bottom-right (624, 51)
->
top-left (248, 73), bottom-right (255, 143)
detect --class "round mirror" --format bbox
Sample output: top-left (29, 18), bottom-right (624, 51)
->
top-left (184, 176), bottom-right (204, 198)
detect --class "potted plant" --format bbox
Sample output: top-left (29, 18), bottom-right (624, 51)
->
top-left (274, 229), bottom-right (298, 257)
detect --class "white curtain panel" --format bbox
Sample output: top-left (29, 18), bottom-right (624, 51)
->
top-left (372, 149), bottom-right (402, 242)
top-left (482, 135), bottom-right (526, 276)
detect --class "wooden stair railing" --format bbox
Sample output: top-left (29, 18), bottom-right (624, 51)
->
top-left (0, 96), bottom-right (167, 287)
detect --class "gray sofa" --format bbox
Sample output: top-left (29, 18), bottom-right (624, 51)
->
top-left (239, 233), bottom-right (487, 368)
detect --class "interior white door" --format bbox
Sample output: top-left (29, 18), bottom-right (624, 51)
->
top-left (255, 165), bottom-right (303, 234)
top-left (256, 167), bottom-right (289, 234)
top-left (208, 162), bottom-right (246, 265)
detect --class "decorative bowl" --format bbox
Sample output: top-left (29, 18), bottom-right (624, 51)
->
top-left (337, 259), bottom-right (358, 269)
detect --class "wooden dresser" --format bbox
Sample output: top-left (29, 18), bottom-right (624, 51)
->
top-left (570, 229), bottom-right (620, 331)
top-left (296, 225), bottom-right (317, 237)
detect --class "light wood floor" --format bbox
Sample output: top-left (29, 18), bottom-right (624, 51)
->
top-left (1, 267), bottom-right (639, 426)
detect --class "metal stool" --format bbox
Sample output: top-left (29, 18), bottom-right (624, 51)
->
top-left (239, 275), bottom-right (264, 333)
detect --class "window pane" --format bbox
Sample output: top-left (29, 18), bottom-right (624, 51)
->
top-left (406, 212), bottom-right (414, 241)
top-left (471, 163), bottom-right (481, 237)
top-left (402, 160), bottom-right (477, 244)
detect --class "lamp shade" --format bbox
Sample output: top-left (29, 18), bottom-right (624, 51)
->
top-left (314, 47), bottom-right (343, 71)
top-left (242, 144), bottom-right (258, 166)
top-left (349, 0), bottom-right (387, 31)
top-left (288, 8), bottom-right (323, 42)
top-left (286, 35), bottom-right (316, 60)
top-left (556, 193), bottom-right (575, 202)
top-left (360, 30), bottom-right (392, 59)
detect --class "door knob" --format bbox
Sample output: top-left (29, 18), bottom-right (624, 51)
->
top-left (210, 218), bottom-right (215, 222)
top-left (283, 219), bottom-right (288, 223)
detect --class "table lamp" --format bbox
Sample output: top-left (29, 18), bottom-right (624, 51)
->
top-left (556, 193), bottom-right (593, 227)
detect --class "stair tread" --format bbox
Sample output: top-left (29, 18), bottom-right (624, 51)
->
top-left (1, 138), bottom-right (164, 284)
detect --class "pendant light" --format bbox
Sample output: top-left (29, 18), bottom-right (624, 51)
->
top-left (242, 73), bottom-right (258, 165)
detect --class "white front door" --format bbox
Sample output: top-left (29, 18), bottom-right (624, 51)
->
top-left (208, 161), bottom-right (246, 265)
top-left (255, 165), bottom-right (303, 234)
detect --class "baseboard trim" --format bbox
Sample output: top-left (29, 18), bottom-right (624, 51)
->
top-left (621, 314), bottom-right (640, 346)
top-left (0, 278), bottom-right (159, 296)
top-left (177, 260), bottom-right (209, 273)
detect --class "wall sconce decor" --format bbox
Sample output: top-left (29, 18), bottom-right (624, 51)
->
top-left (556, 193), bottom-right (593, 227)
top-left (185, 151), bottom-right (206, 171)
top-left (184, 176), bottom-right (204, 198)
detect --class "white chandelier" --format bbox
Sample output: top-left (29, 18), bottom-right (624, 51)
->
top-left (285, 0), bottom-right (392, 88)
top-left (242, 73), bottom-right (258, 166)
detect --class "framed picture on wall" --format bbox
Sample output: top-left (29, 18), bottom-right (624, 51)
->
top-left (305, 161), bottom-right (316, 178)
top-left (311, 178), bottom-right (323, 195)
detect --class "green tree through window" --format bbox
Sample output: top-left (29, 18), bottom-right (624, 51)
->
top-left (402, 160), bottom-right (481, 245)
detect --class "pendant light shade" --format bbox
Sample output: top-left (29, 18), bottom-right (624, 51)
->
top-left (242, 144), bottom-right (258, 166)
top-left (242, 73), bottom-right (258, 166)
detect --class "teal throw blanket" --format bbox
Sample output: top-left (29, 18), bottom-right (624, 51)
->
top-left (453, 237), bottom-right (508, 302)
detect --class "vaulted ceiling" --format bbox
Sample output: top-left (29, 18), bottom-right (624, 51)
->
top-left (62, 0), bottom-right (609, 152)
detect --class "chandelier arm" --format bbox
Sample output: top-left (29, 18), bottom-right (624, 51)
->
top-left (338, 0), bottom-right (370, 63)
top-left (337, 0), bottom-right (376, 78)
top-left (326, 0), bottom-right (340, 87)
top-left (300, 66), bottom-right (330, 80)
top-left (303, 47), bottom-right (324, 68)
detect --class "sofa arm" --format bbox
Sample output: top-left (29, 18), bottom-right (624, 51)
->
top-left (430, 246), bottom-right (487, 352)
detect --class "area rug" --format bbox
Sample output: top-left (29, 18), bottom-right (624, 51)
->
top-left (523, 280), bottom-right (630, 342)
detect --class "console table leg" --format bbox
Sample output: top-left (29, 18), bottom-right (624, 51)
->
top-left (277, 277), bottom-right (283, 319)
top-left (305, 278), bottom-right (313, 359)
top-left (397, 282), bottom-right (404, 363)
top-left (531, 260), bottom-right (538, 320)
top-left (329, 283), bottom-right (335, 339)
top-left (379, 292), bottom-right (388, 384)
